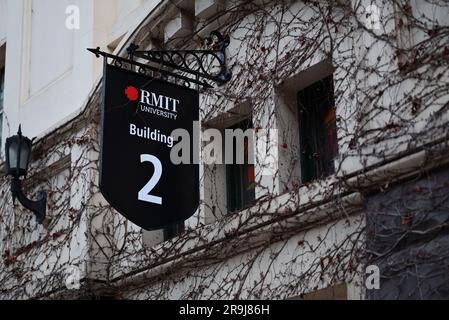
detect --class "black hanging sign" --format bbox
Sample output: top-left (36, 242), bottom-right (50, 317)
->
top-left (99, 64), bottom-right (199, 230)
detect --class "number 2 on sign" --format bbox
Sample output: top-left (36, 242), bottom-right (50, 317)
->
top-left (138, 154), bottom-right (162, 205)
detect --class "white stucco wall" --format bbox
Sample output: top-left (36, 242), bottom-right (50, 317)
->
top-left (0, 0), bottom-right (7, 43)
top-left (124, 214), bottom-right (365, 300)
top-left (0, 0), bottom-right (448, 300)
top-left (0, 0), bottom-right (162, 150)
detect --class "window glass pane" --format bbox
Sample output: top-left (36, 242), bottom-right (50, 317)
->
top-left (298, 75), bottom-right (337, 183)
top-left (226, 119), bottom-right (255, 213)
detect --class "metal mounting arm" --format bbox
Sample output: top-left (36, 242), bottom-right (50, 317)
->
top-left (88, 31), bottom-right (232, 89)
top-left (11, 178), bottom-right (46, 224)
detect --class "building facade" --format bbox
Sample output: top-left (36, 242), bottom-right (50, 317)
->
top-left (0, 0), bottom-right (448, 299)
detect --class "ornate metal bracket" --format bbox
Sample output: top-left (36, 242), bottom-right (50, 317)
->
top-left (88, 31), bottom-right (232, 89)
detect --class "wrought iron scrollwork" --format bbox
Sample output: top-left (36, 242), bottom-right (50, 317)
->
top-left (88, 31), bottom-right (232, 89)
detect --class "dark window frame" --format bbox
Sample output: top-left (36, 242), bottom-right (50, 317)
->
top-left (0, 65), bottom-right (5, 147)
top-left (0, 66), bottom-right (4, 108)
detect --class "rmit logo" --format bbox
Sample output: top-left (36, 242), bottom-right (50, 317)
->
top-left (124, 86), bottom-right (179, 113)
top-left (125, 86), bottom-right (139, 101)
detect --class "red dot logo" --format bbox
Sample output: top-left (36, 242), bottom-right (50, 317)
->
top-left (125, 86), bottom-right (139, 101)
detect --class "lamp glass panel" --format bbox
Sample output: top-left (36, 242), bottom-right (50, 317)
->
top-left (8, 140), bottom-right (19, 170)
top-left (19, 142), bottom-right (31, 171)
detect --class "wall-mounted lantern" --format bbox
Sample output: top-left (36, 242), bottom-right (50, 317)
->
top-left (5, 126), bottom-right (46, 223)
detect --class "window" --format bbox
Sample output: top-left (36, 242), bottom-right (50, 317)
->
top-left (226, 119), bottom-right (255, 213)
top-left (163, 222), bottom-right (185, 241)
top-left (298, 75), bottom-right (338, 183)
top-left (28, 0), bottom-right (74, 96)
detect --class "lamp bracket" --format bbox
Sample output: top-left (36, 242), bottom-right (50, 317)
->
top-left (11, 178), bottom-right (46, 224)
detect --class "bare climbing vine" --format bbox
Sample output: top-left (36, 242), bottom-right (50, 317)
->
top-left (1, 0), bottom-right (449, 299)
